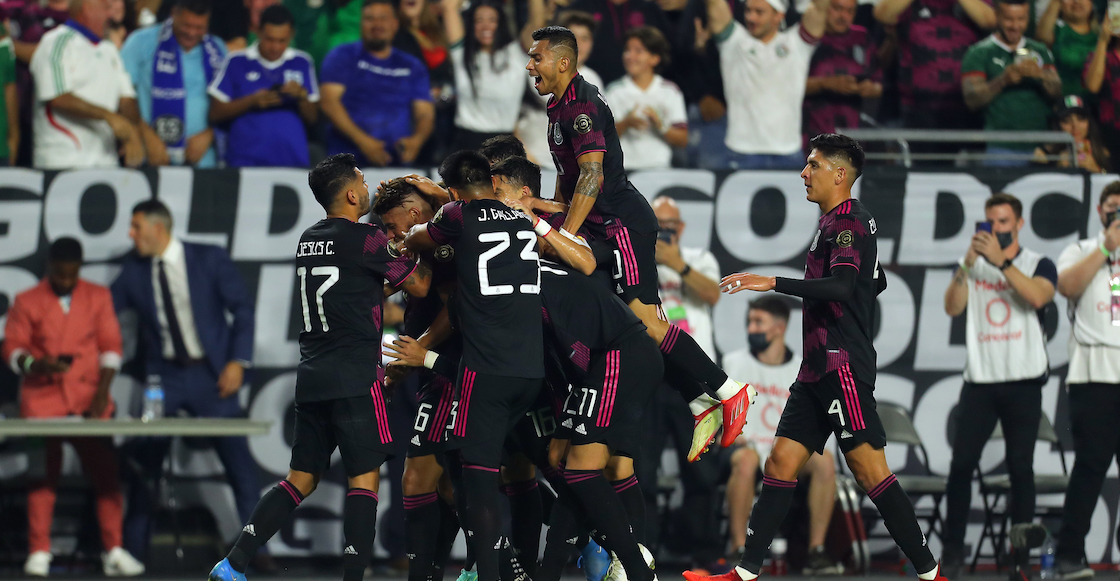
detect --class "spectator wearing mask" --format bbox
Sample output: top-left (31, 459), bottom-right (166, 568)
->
top-left (961, 0), bottom-right (1061, 166)
top-left (442, 0), bottom-right (544, 151)
top-left (320, 0), bottom-right (434, 166)
top-left (705, 0), bottom-right (828, 169)
top-left (0, 28), bottom-right (17, 166)
top-left (1033, 94), bottom-right (1110, 171)
top-left (1084, 17), bottom-right (1120, 159)
top-left (208, 5), bottom-right (318, 167)
top-left (30, 0), bottom-right (144, 169)
top-left (121, 0), bottom-right (226, 167)
top-left (941, 192), bottom-right (1057, 580)
top-left (3, 238), bottom-right (144, 578)
top-left (1052, 183), bottom-right (1120, 581)
top-left (604, 26), bottom-right (688, 169)
top-left (722, 296), bottom-right (842, 574)
top-left (874, 0), bottom-right (995, 137)
top-left (803, 0), bottom-right (882, 144)
top-left (1037, 0), bottom-right (1097, 97)
top-left (562, 0), bottom-right (673, 86)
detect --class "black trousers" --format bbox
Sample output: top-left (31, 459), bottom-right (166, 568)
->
top-left (943, 378), bottom-right (1044, 548)
top-left (1057, 383), bottom-right (1120, 559)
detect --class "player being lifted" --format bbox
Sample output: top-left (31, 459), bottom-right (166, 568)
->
top-left (209, 154), bottom-right (431, 581)
top-left (526, 26), bottom-right (754, 459)
top-left (687, 135), bottom-right (947, 581)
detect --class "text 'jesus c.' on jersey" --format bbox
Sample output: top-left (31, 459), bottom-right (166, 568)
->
top-left (426, 199), bottom-right (544, 378)
top-left (547, 74), bottom-right (658, 236)
top-left (797, 198), bottom-right (884, 386)
top-left (295, 218), bottom-right (417, 403)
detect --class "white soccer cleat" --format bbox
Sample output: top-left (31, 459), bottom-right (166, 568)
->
top-left (102, 546), bottom-right (145, 576)
top-left (25, 551), bottom-right (51, 577)
top-left (604, 543), bottom-right (655, 581)
top-left (687, 403), bottom-right (722, 463)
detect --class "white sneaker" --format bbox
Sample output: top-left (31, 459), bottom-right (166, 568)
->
top-left (604, 543), bottom-right (655, 581)
top-left (25, 551), bottom-right (51, 577)
top-left (102, 547), bottom-right (145, 577)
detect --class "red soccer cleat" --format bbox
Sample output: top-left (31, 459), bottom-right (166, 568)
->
top-left (719, 382), bottom-right (758, 448)
top-left (932, 562), bottom-right (949, 581)
top-left (683, 568), bottom-right (748, 581)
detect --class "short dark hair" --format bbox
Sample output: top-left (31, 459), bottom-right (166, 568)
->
top-left (995, 0), bottom-right (1029, 7)
top-left (557, 11), bottom-right (598, 35)
top-left (439, 150), bottom-right (492, 192)
top-left (808, 133), bottom-right (865, 180)
top-left (49, 237), bottom-right (83, 263)
top-left (308, 153), bottom-right (361, 211)
top-left (373, 177), bottom-right (440, 216)
top-left (623, 26), bottom-right (670, 71)
top-left (174, 0), bottom-right (211, 15)
top-left (491, 156), bottom-right (542, 198)
top-left (259, 4), bottom-right (294, 28)
top-left (132, 199), bottom-right (174, 230)
top-left (986, 192), bottom-right (1023, 219)
top-left (362, 0), bottom-right (397, 15)
top-left (749, 295), bottom-right (791, 324)
top-left (1100, 181), bottom-right (1120, 205)
top-left (531, 26), bottom-right (578, 61)
top-left (480, 134), bottom-right (527, 165)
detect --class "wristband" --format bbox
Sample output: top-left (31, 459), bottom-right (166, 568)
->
top-left (679, 264), bottom-right (692, 277)
top-left (1101, 242), bottom-right (1112, 259)
top-left (534, 218), bottom-right (554, 237)
top-left (423, 351), bottom-right (439, 370)
top-left (999, 258), bottom-right (1013, 271)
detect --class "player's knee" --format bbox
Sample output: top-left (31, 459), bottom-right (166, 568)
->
top-left (763, 450), bottom-right (801, 481)
top-left (501, 456), bottom-right (536, 484)
top-left (603, 455), bottom-right (633, 481)
top-left (285, 471), bottom-right (318, 497)
top-left (402, 462), bottom-right (439, 496)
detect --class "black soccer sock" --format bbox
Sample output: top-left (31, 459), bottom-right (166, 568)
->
top-left (564, 469), bottom-right (653, 581)
top-left (868, 475), bottom-right (937, 575)
top-left (462, 464), bottom-right (503, 581)
top-left (342, 488), bottom-right (379, 581)
top-left (660, 324), bottom-right (729, 395)
top-left (538, 489), bottom-right (585, 581)
top-left (610, 475), bottom-right (646, 545)
top-left (502, 480), bottom-right (542, 575)
top-left (404, 492), bottom-right (441, 581)
top-left (432, 498), bottom-right (460, 579)
top-left (228, 480), bottom-right (304, 572)
top-left (738, 476), bottom-right (798, 574)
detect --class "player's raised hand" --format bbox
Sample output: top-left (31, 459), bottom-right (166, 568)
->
top-left (383, 335), bottom-right (429, 367)
top-left (720, 272), bottom-right (776, 294)
top-left (404, 174), bottom-right (451, 203)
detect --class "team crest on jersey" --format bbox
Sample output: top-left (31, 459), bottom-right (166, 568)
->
top-left (284, 70), bottom-right (304, 85)
top-left (837, 230), bottom-right (854, 248)
top-left (775, 44), bottom-right (789, 58)
top-left (246, 71), bottom-right (261, 81)
top-left (573, 114), bottom-right (593, 135)
top-left (387, 239), bottom-right (402, 258)
top-left (434, 244), bottom-right (455, 261)
top-left (552, 122), bottom-right (564, 145)
top-left (810, 229), bottom-right (821, 251)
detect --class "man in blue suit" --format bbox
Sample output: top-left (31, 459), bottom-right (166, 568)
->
top-left (111, 199), bottom-right (267, 568)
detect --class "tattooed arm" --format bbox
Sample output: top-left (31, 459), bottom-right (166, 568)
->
top-left (962, 69), bottom-right (1018, 111)
top-left (397, 260), bottom-right (433, 298)
top-left (561, 151), bottom-right (605, 235)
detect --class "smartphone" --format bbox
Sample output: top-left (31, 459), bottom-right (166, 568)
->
top-left (1106, 210), bottom-right (1119, 226)
top-left (57, 354), bottom-right (73, 365)
top-left (1110, 0), bottom-right (1120, 33)
top-left (657, 229), bottom-right (674, 243)
top-left (976, 221), bottom-right (993, 233)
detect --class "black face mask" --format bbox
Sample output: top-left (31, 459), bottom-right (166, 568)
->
top-left (748, 332), bottom-right (771, 353)
top-left (996, 231), bottom-right (1014, 249)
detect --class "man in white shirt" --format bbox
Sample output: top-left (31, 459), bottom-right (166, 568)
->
top-left (704, 0), bottom-right (826, 169)
top-left (722, 296), bottom-right (841, 574)
top-left (604, 26), bottom-right (688, 170)
top-left (1052, 183), bottom-right (1120, 580)
top-left (941, 192), bottom-right (1057, 579)
top-left (29, 0), bottom-right (145, 169)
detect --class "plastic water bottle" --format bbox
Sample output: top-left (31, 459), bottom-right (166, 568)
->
top-left (142, 375), bottom-right (164, 422)
top-left (1040, 534), bottom-right (1056, 580)
top-left (770, 537), bottom-right (788, 577)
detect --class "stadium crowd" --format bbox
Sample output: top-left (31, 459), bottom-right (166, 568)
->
top-left (7, 0), bottom-right (1120, 171)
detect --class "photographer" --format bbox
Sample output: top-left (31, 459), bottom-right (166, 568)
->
top-left (941, 193), bottom-right (1057, 579)
top-left (1052, 183), bottom-right (1120, 579)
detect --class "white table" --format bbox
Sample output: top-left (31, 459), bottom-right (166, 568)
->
top-left (0, 417), bottom-right (271, 437)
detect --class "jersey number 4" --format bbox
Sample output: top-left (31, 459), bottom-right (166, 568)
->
top-left (297, 266), bottom-right (339, 332)
top-left (477, 231), bottom-right (540, 296)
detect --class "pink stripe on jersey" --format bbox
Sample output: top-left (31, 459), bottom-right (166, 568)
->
top-left (402, 492), bottom-right (438, 508)
top-left (463, 463), bottom-right (499, 473)
top-left (612, 475), bottom-right (639, 492)
top-left (867, 474), bottom-right (897, 499)
top-left (762, 476), bottom-right (798, 488)
top-left (278, 480), bottom-right (302, 505)
top-left (660, 324), bottom-right (680, 354)
top-left (370, 381), bottom-right (393, 444)
top-left (840, 364), bottom-right (865, 430)
top-left (455, 369), bottom-right (476, 438)
top-left (347, 488), bottom-right (379, 502)
top-left (428, 379), bottom-right (455, 441)
top-left (596, 350), bottom-right (620, 428)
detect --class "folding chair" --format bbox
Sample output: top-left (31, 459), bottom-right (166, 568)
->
top-left (969, 412), bottom-right (1068, 572)
top-left (876, 402), bottom-right (949, 541)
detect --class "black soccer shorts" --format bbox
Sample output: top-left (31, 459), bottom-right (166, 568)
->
top-left (445, 366), bottom-right (543, 469)
top-left (290, 387), bottom-right (394, 478)
top-left (407, 375), bottom-right (457, 458)
top-left (557, 332), bottom-right (663, 456)
top-left (504, 379), bottom-right (564, 469)
top-left (607, 226), bottom-right (662, 307)
top-left (775, 369), bottom-right (886, 455)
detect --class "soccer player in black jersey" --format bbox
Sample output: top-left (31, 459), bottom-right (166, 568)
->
top-left (208, 154), bottom-right (431, 581)
top-left (403, 151), bottom-right (545, 581)
top-left (685, 135), bottom-right (947, 581)
top-left (526, 26), bottom-right (754, 457)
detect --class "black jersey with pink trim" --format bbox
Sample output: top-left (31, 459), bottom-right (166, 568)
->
top-left (295, 218), bottom-right (418, 402)
top-left (546, 75), bottom-right (658, 236)
top-left (797, 198), bottom-right (883, 386)
top-left (427, 199), bottom-right (544, 378)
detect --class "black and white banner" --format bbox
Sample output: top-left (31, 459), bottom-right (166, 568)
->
top-left (0, 166), bottom-right (1115, 560)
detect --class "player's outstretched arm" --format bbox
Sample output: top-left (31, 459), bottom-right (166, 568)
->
top-left (397, 261), bottom-right (433, 298)
top-left (560, 152), bottom-right (605, 235)
top-left (403, 223), bottom-right (438, 254)
top-left (722, 267), bottom-right (859, 302)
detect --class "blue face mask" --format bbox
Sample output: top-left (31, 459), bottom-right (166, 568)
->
top-left (996, 231), bottom-right (1014, 249)
top-left (748, 332), bottom-right (771, 353)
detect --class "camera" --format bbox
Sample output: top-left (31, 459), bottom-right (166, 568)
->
top-left (657, 228), bottom-right (675, 243)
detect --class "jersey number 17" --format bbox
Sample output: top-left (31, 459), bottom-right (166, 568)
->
top-left (297, 265), bottom-right (339, 332)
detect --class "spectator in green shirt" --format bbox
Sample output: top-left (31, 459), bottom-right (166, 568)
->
top-left (0, 34), bottom-right (18, 165)
top-left (962, 0), bottom-right (1063, 165)
top-left (1037, 0), bottom-right (1097, 97)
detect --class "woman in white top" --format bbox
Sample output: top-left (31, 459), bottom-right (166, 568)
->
top-left (444, 0), bottom-right (545, 151)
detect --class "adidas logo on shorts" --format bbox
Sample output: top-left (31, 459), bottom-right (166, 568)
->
top-left (562, 418), bottom-right (574, 429)
top-left (841, 430), bottom-right (853, 439)
top-left (411, 435), bottom-right (421, 446)
top-left (243, 524), bottom-right (255, 536)
top-left (344, 545), bottom-right (357, 555)
top-left (576, 424), bottom-right (587, 435)
top-left (566, 537), bottom-right (578, 545)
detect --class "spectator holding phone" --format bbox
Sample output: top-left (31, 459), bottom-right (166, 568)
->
top-left (1033, 95), bottom-right (1110, 171)
top-left (1037, 0), bottom-right (1097, 98)
top-left (2, 238), bottom-right (144, 578)
top-left (208, 5), bottom-right (318, 167)
top-left (1084, 14), bottom-right (1120, 163)
top-left (803, 0), bottom-right (882, 145)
